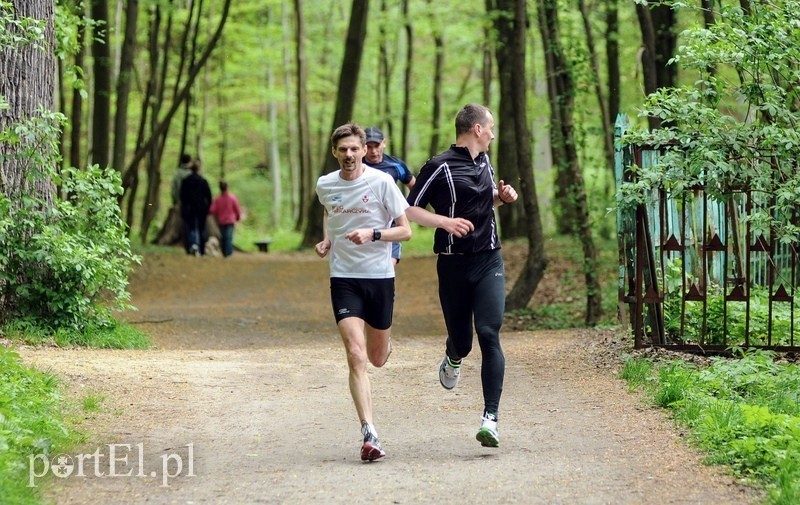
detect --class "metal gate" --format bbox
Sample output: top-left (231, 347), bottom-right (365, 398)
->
top-left (615, 116), bottom-right (799, 352)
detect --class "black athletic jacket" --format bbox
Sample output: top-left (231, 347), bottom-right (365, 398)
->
top-left (407, 145), bottom-right (500, 255)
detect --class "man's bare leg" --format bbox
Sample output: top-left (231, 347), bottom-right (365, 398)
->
top-left (338, 318), bottom-right (388, 461)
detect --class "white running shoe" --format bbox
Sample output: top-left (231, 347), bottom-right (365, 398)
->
top-left (476, 413), bottom-right (499, 447)
top-left (439, 356), bottom-right (461, 390)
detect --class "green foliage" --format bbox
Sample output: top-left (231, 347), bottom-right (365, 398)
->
top-left (0, 112), bottom-right (141, 334)
top-left (620, 0), bottom-right (800, 245)
top-left (508, 304), bottom-right (583, 330)
top-left (0, 347), bottom-right (72, 505)
top-left (619, 356), bottom-right (653, 390)
top-left (623, 351), bottom-right (800, 503)
top-left (0, 1), bottom-right (48, 49)
top-left (653, 361), bottom-right (693, 407)
top-left (54, 2), bottom-right (89, 98)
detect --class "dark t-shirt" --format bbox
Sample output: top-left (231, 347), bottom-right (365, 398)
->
top-left (365, 153), bottom-right (414, 185)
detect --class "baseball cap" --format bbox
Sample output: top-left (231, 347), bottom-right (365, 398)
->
top-left (365, 127), bottom-right (385, 144)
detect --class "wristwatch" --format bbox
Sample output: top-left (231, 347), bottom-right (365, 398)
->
top-left (372, 229), bottom-right (382, 242)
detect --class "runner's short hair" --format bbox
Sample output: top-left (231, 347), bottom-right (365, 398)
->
top-left (455, 104), bottom-right (492, 136)
top-left (331, 123), bottom-right (366, 148)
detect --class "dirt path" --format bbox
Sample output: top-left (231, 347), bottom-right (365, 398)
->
top-left (17, 251), bottom-right (759, 504)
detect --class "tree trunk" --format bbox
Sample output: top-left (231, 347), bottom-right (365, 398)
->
top-left (427, 1), bottom-right (444, 159)
top-left (180, 0), bottom-right (203, 157)
top-left (90, 0), bottom-right (111, 168)
top-left (65, 3), bottom-right (87, 171)
top-left (0, 0), bottom-right (55, 197)
top-left (482, 25), bottom-right (492, 105)
top-left (214, 41), bottom-right (226, 179)
top-left (112, 0), bottom-right (138, 174)
top-left (378, 0), bottom-right (392, 137)
top-left (605, 0), bottom-right (620, 125)
top-left (739, 0), bottom-right (751, 15)
top-left (635, 3), bottom-right (661, 130)
top-left (488, 0), bottom-right (525, 239)
top-left (578, 0), bottom-right (614, 178)
top-left (280, 0), bottom-right (300, 224)
top-left (266, 6), bottom-right (281, 226)
top-left (651, 4), bottom-right (677, 90)
top-left (700, 0), bottom-right (716, 76)
top-left (0, 0), bottom-right (55, 194)
top-left (0, 0), bottom-right (57, 315)
top-left (139, 4), bottom-right (166, 244)
top-left (122, 0), bottom-right (231, 178)
top-left (123, 0), bottom-right (232, 240)
top-left (300, 0), bottom-right (369, 247)
top-left (122, 3), bottom-right (159, 233)
top-left (294, 0), bottom-right (313, 232)
top-left (539, 0), bottom-right (602, 324)
top-left (537, 0), bottom-right (573, 234)
top-left (400, 0), bottom-right (412, 162)
top-left (494, 0), bottom-right (548, 311)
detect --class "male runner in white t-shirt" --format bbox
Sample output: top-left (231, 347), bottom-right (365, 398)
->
top-left (315, 123), bottom-right (412, 462)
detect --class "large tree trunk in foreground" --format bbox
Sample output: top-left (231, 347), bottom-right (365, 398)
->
top-left (0, 0), bottom-right (56, 203)
top-left (0, 0), bottom-right (57, 319)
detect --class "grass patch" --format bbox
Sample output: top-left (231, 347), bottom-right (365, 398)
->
top-left (3, 319), bottom-right (150, 349)
top-left (81, 394), bottom-right (105, 414)
top-left (0, 347), bottom-right (75, 504)
top-left (621, 351), bottom-right (800, 504)
top-left (619, 356), bottom-right (653, 390)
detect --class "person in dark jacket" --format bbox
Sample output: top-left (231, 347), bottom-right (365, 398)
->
top-left (179, 160), bottom-right (213, 256)
top-left (363, 126), bottom-right (416, 265)
top-left (405, 103), bottom-right (518, 449)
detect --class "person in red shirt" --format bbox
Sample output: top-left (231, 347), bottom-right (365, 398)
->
top-left (209, 181), bottom-right (242, 257)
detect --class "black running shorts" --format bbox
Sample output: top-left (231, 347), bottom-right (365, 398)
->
top-left (330, 277), bottom-right (395, 329)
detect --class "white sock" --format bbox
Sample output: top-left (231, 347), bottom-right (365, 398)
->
top-left (361, 422), bottom-right (377, 438)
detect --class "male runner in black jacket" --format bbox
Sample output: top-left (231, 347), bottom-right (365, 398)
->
top-left (406, 103), bottom-right (518, 448)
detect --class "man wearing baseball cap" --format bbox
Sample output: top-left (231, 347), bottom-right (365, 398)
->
top-left (363, 127), bottom-right (416, 265)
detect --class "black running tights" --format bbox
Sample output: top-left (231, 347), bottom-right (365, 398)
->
top-left (437, 249), bottom-right (506, 415)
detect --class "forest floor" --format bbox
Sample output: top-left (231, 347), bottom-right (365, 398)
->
top-left (16, 244), bottom-right (762, 504)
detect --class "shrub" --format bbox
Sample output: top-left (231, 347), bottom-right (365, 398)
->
top-left (0, 160), bottom-right (140, 332)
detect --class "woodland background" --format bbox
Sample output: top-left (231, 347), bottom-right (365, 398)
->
top-left (4, 5), bottom-right (800, 503)
top-left (1, 0), bottom-right (738, 327)
top-left (50, 0), bottom-right (672, 239)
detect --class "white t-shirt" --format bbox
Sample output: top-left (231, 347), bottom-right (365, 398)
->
top-left (316, 166), bottom-right (409, 279)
